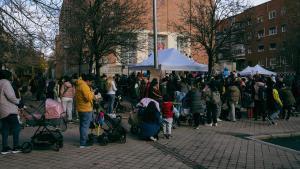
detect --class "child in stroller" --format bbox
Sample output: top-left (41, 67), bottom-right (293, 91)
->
top-left (128, 98), bottom-right (161, 141)
top-left (88, 111), bottom-right (126, 146)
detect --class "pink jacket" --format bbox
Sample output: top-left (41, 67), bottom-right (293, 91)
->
top-left (60, 82), bottom-right (75, 98)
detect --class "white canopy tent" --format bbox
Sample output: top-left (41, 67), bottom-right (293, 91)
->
top-left (239, 65), bottom-right (277, 76)
top-left (128, 48), bottom-right (208, 72)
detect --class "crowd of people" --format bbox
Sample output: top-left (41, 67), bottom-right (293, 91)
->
top-left (0, 69), bottom-right (300, 153)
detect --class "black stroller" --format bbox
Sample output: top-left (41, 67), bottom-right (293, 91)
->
top-left (89, 112), bottom-right (126, 146)
top-left (20, 99), bottom-right (67, 152)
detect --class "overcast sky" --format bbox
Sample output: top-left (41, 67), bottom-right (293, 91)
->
top-left (251, 0), bottom-right (270, 5)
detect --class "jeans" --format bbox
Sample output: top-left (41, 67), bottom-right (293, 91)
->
top-left (162, 118), bottom-right (173, 135)
top-left (79, 112), bottom-right (92, 146)
top-left (254, 100), bottom-right (266, 120)
top-left (229, 101), bottom-right (238, 121)
top-left (1, 114), bottom-right (21, 148)
top-left (62, 97), bottom-right (74, 121)
top-left (270, 110), bottom-right (280, 121)
top-left (107, 94), bottom-right (115, 114)
top-left (206, 102), bottom-right (217, 124)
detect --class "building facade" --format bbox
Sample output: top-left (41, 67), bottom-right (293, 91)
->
top-left (55, 0), bottom-right (208, 77)
top-left (218, 0), bottom-right (294, 73)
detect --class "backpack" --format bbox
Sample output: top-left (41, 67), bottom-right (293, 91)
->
top-left (211, 91), bottom-right (221, 104)
top-left (258, 86), bottom-right (267, 101)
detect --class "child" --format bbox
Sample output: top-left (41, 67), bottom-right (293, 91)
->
top-left (162, 95), bottom-right (174, 139)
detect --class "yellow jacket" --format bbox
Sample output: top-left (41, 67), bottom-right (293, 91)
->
top-left (273, 89), bottom-right (283, 108)
top-left (75, 79), bottom-right (94, 112)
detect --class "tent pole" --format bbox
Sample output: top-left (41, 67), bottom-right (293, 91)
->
top-left (153, 0), bottom-right (158, 69)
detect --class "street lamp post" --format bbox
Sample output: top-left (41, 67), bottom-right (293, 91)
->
top-left (153, 0), bottom-right (158, 69)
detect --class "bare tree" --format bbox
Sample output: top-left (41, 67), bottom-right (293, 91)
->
top-left (0, 0), bottom-right (62, 48)
top-left (80, 0), bottom-right (148, 76)
top-left (176, 0), bottom-right (250, 76)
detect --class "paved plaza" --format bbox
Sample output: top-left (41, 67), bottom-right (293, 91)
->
top-left (1, 111), bottom-right (300, 169)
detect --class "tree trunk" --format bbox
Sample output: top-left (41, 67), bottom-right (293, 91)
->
top-left (78, 50), bottom-right (83, 75)
top-left (208, 52), bottom-right (214, 78)
top-left (95, 57), bottom-right (101, 77)
top-left (88, 54), bottom-right (93, 74)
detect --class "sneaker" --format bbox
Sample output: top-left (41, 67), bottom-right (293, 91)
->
top-left (205, 123), bottom-right (212, 127)
top-left (149, 136), bottom-right (157, 142)
top-left (213, 123), bottom-right (218, 127)
top-left (164, 134), bottom-right (170, 139)
top-left (1, 146), bottom-right (12, 155)
top-left (108, 113), bottom-right (116, 118)
top-left (12, 146), bottom-right (22, 154)
top-left (79, 142), bottom-right (93, 148)
top-left (217, 118), bottom-right (222, 122)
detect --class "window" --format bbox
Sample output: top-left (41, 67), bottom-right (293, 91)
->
top-left (177, 37), bottom-right (188, 54)
top-left (269, 27), bottom-right (277, 36)
top-left (247, 48), bottom-right (252, 54)
top-left (257, 16), bottom-right (263, 23)
top-left (269, 10), bottom-right (277, 20)
top-left (270, 43), bottom-right (277, 50)
top-left (281, 25), bottom-right (286, 32)
top-left (148, 35), bottom-right (167, 53)
top-left (258, 45), bottom-right (264, 52)
top-left (269, 58), bottom-right (277, 66)
top-left (281, 7), bottom-right (286, 16)
top-left (257, 30), bottom-right (265, 39)
top-left (120, 37), bottom-right (137, 64)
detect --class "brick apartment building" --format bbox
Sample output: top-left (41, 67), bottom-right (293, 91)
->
top-left (55, 0), bottom-right (208, 77)
top-left (218, 0), bottom-right (294, 73)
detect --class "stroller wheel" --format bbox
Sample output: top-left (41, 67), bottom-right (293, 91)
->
top-left (130, 126), bottom-right (138, 135)
top-left (98, 135), bottom-right (109, 146)
top-left (58, 118), bottom-right (68, 132)
top-left (58, 141), bottom-right (63, 148)
top-left (188, 119), bottom-right (193, 126)
top-left (119, 134), bottom-right (126, 144)
top-left (53, 142), bottom-right (60, 151)
top-left (21, 142), bottom-right (32, 153)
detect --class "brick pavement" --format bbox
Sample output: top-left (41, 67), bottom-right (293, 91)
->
top-left (1, 114), bottom-right (300, 169)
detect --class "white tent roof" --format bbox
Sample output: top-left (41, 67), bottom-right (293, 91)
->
top-left (239, 65), bottom-right (276, 76)
top-left (239, 66), bottom-right (253, 76)
top-left (129, 48), bottom-right (208, 72)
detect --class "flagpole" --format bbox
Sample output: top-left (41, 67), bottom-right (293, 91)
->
top-left (153, 0), bottom-right (158, 69)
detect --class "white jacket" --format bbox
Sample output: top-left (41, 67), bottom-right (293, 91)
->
top-left (0, 79), bottom-right (20, 119)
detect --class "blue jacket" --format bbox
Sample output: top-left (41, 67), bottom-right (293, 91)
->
top-left (139, 110), bottom-right (161, 139)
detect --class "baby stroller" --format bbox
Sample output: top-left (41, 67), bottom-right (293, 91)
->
top-left (20, 99), bottom-right (67, 152)
top-left (176, 92), bottom-right (194, 127)
top-left (89, 111), bottom-right (126, 146)
top-left (128, 98), bottom-right (160, 135)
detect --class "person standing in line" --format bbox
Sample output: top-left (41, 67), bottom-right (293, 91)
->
top-left (148, 78), bottom-right (162, 102)
top-left (60, 76), bottom-right (75, 122)
top-left (188, 85), bottom-right (206, 129)
top-left (161, 95), bottom-right (174, 139)
top-left (0, 70), bottom-right (22, 154)
top-left (266, 78), bottom-right (283, 125)
top-left (279, 83), bottom-right (296, 120)
top-left (75, 74), bottom-right (94, 148)
top-left (106, 76), bottom-right (117, 115)
top-left (227, 80), bottom-right (241, 122)
top-left (254, 77), bottom-right (266, 121)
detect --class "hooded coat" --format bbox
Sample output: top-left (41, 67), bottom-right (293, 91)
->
top-left (75, 79), bottom-right (94, 112)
